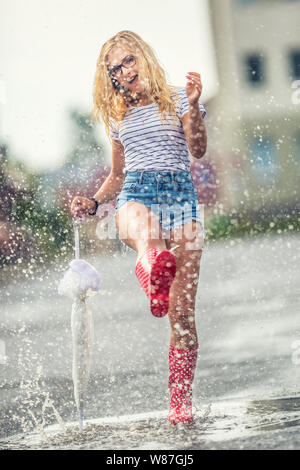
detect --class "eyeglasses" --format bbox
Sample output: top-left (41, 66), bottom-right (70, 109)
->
top-left (108, 55), bottom-right (136, 78)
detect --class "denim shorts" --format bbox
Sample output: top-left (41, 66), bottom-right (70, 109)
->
top-left (114, 170), bottom-right (206, 239)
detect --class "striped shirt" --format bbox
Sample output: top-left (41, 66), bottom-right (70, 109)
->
top-left (110, 87), bottom-right (206, 173)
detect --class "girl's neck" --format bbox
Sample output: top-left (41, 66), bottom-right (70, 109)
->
top-left (129, 92), bottom-right (153, 107)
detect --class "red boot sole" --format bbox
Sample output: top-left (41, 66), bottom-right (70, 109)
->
top-left (168, 413), bottom-right (194, 426)
top-left (149, 250), bottom-right (176, 318)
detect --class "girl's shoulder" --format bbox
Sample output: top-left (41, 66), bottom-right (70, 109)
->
top-left (109, 116), bottom-right (121, 140)
top-left (170, 85), bottom-right (207, 120)
top-left (170, 86), bottom-right (190, 110)
top-left (170, 86), bottom-right (187, 100)
top-left (170, 86), bottom-right (188, 114)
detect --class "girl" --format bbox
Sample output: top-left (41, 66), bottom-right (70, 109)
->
top-left (71, 30), bottom-right (207, 425)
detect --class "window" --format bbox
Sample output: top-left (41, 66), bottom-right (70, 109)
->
top-left (289, 50), bottom-right (300, 80)
top-left (250, 136), bottom-right (277, 182)
top-left (244, 54), bottom-right (266, 85)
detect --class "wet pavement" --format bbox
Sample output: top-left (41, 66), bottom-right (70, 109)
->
top-left (0, 232), bottom-right (300, 449)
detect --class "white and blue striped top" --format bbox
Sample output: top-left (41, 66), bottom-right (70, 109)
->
top-left (110, 87), bottom-right (206, 173)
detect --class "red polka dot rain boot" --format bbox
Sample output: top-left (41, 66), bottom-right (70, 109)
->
top-left (168, 344), bottom-right (198, 425)
top-left (135, 248), bottom-right (176, 318)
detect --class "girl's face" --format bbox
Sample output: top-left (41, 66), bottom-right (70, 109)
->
top-left (107, 47), bottom-right (145, 95)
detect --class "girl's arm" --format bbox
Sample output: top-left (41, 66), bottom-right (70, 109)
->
top-left (92, 139), bottom-right (126, 204)
top-left (71, 140), bottom-right (125, 217)
top-left (181, 72), bottom-right (207, 159)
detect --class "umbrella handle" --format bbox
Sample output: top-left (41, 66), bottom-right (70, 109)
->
top-left (73, 217), bottom-right (80, 260)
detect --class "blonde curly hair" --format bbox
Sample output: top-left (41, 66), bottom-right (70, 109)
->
top-left (91, 30), bottom-right (180, 140)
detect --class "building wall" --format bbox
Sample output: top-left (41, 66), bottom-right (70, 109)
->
top-left (207, 0), bottom-right (300, 215)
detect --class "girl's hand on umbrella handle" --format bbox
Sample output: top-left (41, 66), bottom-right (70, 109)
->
top-left (71, 196), bottom-right (95, 219)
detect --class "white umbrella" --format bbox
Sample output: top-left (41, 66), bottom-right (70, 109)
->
top-left (58, 218), bottom-right (101, 432)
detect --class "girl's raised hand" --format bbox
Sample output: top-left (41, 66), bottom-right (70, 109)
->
top-left (186, 72), bottom-right (202, 106)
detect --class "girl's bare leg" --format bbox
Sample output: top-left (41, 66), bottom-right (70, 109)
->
top-left (166, 220), bottom-right (203, 424)
top-left (115, 201), bottom-right (167, 255)
top-left (167, 221), bottom-right (204, 349)
top-left (116, 204), bottom-right (204, 326)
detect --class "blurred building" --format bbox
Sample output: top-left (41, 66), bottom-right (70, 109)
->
top-left (208, 0), bottom-right (300, 215)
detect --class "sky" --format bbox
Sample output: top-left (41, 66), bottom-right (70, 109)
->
top-left (0, 0), bottom-right (218, 171)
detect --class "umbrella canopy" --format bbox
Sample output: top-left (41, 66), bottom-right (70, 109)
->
top-left (58, 220), bottom-right (101, 431)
